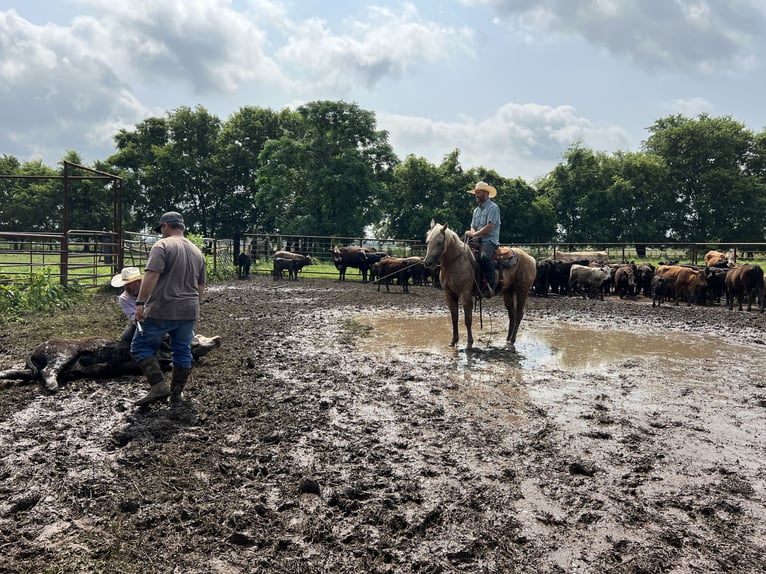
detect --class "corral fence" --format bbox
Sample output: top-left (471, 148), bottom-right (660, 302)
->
top-left (121, 231), bottom-right (232, 277)
top-left (241, 233), bottom-right (421, 266)
top-left (0, 230), bottom-right (228, 289)
top-left (2, 232), bottom-right (765, 287)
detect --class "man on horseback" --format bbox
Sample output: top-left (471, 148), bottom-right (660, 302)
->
top-left (465, 181), bottom-right (501, 298)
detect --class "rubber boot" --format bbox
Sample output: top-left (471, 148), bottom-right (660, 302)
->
top-left (170, 366), bottom-right (193, 405)
top-left (134, 356), bottom-right (170, 406)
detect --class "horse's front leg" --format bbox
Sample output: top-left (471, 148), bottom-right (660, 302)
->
top-left (445, 292), bottom-right (460, 347)
top-left (462, 296), bottom-right (474, 350)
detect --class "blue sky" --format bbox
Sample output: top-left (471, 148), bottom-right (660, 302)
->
top-left (2, 0), bottom-right (765, 182)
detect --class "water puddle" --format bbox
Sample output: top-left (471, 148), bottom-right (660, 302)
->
top-left (356, 313), bottom-right (741, 376)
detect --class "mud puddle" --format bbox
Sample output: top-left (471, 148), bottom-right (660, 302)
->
top-left (357, 312), bottom-right (747, 375)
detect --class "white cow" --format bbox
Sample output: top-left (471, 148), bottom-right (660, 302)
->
top-left (569, 264), bottom-right (611, 300)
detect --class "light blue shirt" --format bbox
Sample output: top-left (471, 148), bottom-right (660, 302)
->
top-left (471, 199), bottom-right (501, 245)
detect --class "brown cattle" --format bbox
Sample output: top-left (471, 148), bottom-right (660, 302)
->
top-left (704, 250), bottom-right (728, 267)
top-left (376, 256), bottom-right (414, 293)
top-left (656, 265), bottom-right (705, 306)
top-left (725, 264), bottom-right (765, 312)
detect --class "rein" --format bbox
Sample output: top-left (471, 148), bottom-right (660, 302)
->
top-left (438, 230), bottom-right (485, 330)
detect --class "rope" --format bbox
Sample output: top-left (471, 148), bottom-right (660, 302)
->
top-left (371, 261), bottom-right (426, 286)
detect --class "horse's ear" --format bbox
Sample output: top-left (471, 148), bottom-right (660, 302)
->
top-left (430, 219), bottom-right (436, 229)
top-left (444, 223), bottom-right (449, 231)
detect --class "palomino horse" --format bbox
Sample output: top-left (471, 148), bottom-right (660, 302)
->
top-left (423, 221), bottom-right (536, 349)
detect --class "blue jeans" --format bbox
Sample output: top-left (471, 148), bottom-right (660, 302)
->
top-left (131, 318), bottom-right (196, 368)
top-left (479, 241), bottom-right (497, 289)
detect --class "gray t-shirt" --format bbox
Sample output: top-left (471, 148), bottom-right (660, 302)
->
top-left (471, 199), bottom-right (501, 246)
top-left (144, 235), bottom-right (206, 320)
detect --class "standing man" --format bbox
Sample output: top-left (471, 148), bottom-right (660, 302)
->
top-left (465, 181), bottom-right (501, 298)
top-left (132, 211), bottom-right (206, 406)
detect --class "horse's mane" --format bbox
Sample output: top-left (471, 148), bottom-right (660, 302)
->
top-left (427, 223), bottom-right (474, 260)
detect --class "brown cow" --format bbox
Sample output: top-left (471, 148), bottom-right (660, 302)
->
top-left (656, 265), bottom-right (706, 306)
top-left (376, 256), bottom-right (414, 293)
top-left (725, 264), bottom-right (765, 312)
top-left (704, 250), bottom-right (728, 267)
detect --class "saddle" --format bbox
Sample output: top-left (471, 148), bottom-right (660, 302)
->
top-left (467, 239), bottom-right (519, 295)
top-left (467, 239), bottom-right (519, 269)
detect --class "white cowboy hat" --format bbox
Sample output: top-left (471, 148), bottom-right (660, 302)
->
top-left (467, 181), bottom-right (497, 198)
top-left (111, 267), bottom-right (143, 288)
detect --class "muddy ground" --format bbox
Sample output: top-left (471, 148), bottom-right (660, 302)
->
top-left (0, 275), bottom-right (765, 573)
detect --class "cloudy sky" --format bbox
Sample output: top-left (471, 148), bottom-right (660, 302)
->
top-left (2, 0), bottom-right (765, 182)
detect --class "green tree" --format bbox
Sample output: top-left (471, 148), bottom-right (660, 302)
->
top-left (254, 100), bottom-right (397, 237)
top-left (604, 151), bottom-right (674, 246)
top-left (0, 159), bottom-right (60, 231)
top-left (644, 114), bottom-right (760, 242)
top-left (106, 107), bottom-right (223, 235)
top-left (215, 106), bottom-right (292, 237)
top-left (538, 145), bottom-right (610, 243)
top-left (105, 116), bottom-right (171, 231)
top-left (379, 155), bottom-right (448, 240)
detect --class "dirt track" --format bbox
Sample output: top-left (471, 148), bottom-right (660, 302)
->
top-left (1, 276), bottom-right (765, 573)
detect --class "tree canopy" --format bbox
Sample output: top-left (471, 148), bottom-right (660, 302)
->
top-left (2, 107), bottom-right (765, 245)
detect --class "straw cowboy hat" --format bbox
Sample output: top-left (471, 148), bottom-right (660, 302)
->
top-left (111, 267), bottom-right (143, 288)
top-left (467, 181), bottom-right (497, 198)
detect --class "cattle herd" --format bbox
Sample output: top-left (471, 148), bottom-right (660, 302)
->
top-left (244, 245), bottom-right (764, 313)
top-left (534, 249), bottom-right (765, 312)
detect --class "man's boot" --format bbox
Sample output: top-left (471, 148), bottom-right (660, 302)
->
top-left (170, 366), bottom-right (193, 404)
top-left (134, 356), bottom-right (170, 406)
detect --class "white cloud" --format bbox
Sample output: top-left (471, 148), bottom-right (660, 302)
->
top-left (464, 0), bottom-right (765, 72)
top-left (380, 102), bottom-right (631, 181)
top-left (660, 96), bottom-right (714, 117)
top-left (276, 3), bottom-right (473, 93)
top-left (77, 0), bottom-right (286, 93)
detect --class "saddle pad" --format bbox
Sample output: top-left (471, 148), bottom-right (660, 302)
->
top-left (494, 247), bottom-right (518, 268)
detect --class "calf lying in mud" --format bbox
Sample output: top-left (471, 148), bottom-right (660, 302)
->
top-left (0, 334), bottom-right (222, 392)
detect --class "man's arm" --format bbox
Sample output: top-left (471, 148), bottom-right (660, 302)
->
top-left (136, 270), bottom-right (160, 303)
top-left (466, 222), bottom-right (495, 239)
top-left (134, 270), bottom-right (160, 321)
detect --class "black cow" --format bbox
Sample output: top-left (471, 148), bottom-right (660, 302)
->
top-left (0, 335), bottom-right (222, 392)
top-left (614, 265), bottom-right (636, 299)
top-left (725, 264), bottom-right (765, 312)
top-left (236, 252), bottom-right (252, 279)
top-left (651, 276), bottom-right (671, 308)
top-left (703, 266), bottom-right (730, 305)
top-left (330, 246), bottom-right (378, 282)
top-left (635, 263), bottom-right (655, 297)
top-left (273, 257), bottom-right (310, 281)
top-left (533, 259), bottom-right (553, 296)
